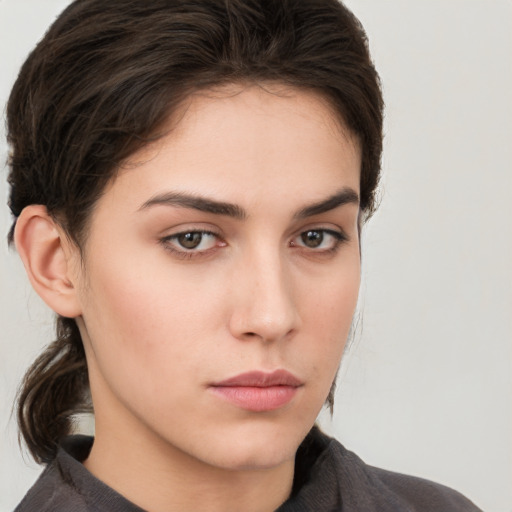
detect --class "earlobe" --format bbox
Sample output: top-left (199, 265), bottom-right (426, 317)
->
top-left (14, 205), bottom-right (82, 318)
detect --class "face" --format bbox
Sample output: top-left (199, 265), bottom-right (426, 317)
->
top-left (73, 85), bottom-right (361, 471)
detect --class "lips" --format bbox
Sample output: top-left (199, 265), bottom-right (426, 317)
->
top-left (209, 370), bottom-right (303, 412)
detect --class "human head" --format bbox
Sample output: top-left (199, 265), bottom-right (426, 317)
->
top-left (6, 0), bottom-right (383, 463)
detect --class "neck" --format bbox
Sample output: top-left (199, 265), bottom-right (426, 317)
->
top-left (84, 414), bottom-right (295, 512)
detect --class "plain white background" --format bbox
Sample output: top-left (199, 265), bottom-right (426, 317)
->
top-left (1, 1), bottom-right (510, 511)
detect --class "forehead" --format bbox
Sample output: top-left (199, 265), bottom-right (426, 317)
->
top-left (127, 84), bottom-right (357, 173)
top-left (99, 84), bottom-right (361, 216)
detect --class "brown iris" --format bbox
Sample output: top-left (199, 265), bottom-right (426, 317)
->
top-left (301, 230), bottom-right (324, 248)
top-left (177, 232), bottom-right (203, 249)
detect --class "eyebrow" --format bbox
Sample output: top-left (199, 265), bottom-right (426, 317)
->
top-left (139, 187), bottom-right (359, 220)
top-left (293, 188), bottom-right (359, 219)
top-left (139, 192), bottom-right (247, 219)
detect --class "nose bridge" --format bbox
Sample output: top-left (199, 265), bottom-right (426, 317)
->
top-left (229, 242), bottom-right (299, 342)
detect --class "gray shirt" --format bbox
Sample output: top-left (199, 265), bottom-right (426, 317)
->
top-left (15, 428), bottom-right (482, 511)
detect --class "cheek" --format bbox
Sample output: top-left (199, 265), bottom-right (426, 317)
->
top-left (292, 257), bottom-right (361, 384)
top-left (306, 254), bottom-right (360, 335)
top-left (78, 251), bottom-right (221, 397)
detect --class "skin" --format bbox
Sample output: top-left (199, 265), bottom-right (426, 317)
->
top-left (19, 85), bottom-right (362, 512)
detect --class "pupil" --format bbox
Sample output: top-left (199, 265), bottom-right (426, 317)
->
top-left (302, 230), bottom-right (323, 248)
top-left (178, 232), bottom-right (202, 249)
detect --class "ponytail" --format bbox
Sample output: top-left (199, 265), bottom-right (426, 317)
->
top-left (16, 316), bottom-right (90, 464)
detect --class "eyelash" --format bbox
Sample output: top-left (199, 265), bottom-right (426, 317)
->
top-left (159, 228), bottom-right (348, 259)
top-left (290, 229), bottom-right (348, 254)
top-left (160, 230), bottom-right (223, 259)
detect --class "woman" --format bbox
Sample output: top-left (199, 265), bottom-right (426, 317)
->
top-left (5, 0), bottom-right (482, 510)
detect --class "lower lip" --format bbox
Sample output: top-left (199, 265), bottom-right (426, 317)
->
top-left (209, 386), bottom-right (299, 412)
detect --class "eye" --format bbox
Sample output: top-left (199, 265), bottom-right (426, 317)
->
top-left (161, 230), bottom-right (223, 254)
top-left (176, 232), bottom-right (209, 249)
top-left (291, 229), bottom-right (346, 251)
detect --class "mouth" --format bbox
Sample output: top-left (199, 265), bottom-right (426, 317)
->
top-left (209, 370), bottom-right (303, 412)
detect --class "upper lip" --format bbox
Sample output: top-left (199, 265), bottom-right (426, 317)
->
top-left (212, 370), bottom-right (303, 388)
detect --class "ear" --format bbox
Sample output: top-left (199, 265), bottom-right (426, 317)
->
top-left (14, 205), bottom-right (82, 318)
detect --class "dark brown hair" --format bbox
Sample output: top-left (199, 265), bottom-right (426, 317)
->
top-left (6, 0), bottom-right (383, 463)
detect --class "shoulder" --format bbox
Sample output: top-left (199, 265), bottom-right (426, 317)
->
top-left (14, 461), bottom-right (89, 512)
top-left (14, 436), bottom-right (144, 512)
top-left (14, 436), bottom-right (94, 512)
top-left (363, 462), bottom-right (482, 512)
top-left (329, 433), bottom-right (482, 512)
top-left (282, 427), bottom-right (483, 512)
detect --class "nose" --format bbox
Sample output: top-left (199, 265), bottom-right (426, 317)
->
top-left (228, 249), bottom-right (300, 343)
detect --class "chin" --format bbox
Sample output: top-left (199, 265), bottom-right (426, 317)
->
top-left (211, 445), bottom-right (296, 472)
top-left (198, 420), bottom-right (309, 471)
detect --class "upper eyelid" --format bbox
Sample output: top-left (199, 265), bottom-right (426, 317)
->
top-left (160, 226), bottom-right (347, 239)
top-left (292, 225), bottom-right (347, 239)
top-left (292, 228), bottom-right (347, 244)
top-left (163, 228), bottom-right (218, 237)
top-left (160, 225), bottom-right (222, 239)
top-left (159, 225), bottom-right (349, 248)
